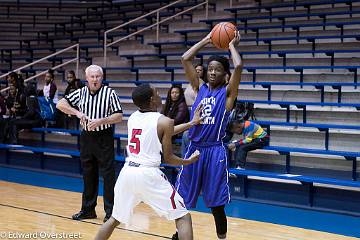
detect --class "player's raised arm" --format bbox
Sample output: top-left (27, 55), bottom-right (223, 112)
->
top-left (159, 115), bottom-right (200, 166)
top-left (181, 32), bottom-right (212, 92)
top-left (226, 31), bottom-right (243, 111)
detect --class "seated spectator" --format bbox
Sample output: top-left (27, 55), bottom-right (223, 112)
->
top-left (63, 70), bottom-right (83, 129)
top-left (7, 72), bottom-right (17, 86)
top-left (64, 70), bottom-right (84, 96)
top-left (7, 72), bottom-right (24, 94)
top-left (0, 92), bottom-right (7, 143)
top-left (227, 120), bottom-right (270, 169)
top-left (0, 93), bottom-right (6, 117)
top-left (40, 69), bottom-right (59, 104)
top-left (17, 73), bottom-right (25, 93)
top-left (5, 83), bottom-right (26, 118)
top-left (162, 85), bottom-right (189, 126)
top-left (8, 82), bottom-right (43, 144)
top-left (38, 69), bottom-right (61, 128)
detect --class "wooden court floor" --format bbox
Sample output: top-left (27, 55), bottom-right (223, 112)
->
top-left (0, 181), bottom-right (357, 240)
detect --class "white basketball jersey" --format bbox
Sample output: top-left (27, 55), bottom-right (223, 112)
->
top-left (126, 111), bottom-right (162, 167)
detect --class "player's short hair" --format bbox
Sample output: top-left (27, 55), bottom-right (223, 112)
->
top-left (132, 83), bottom-right (154, 109)
top-left (85, 64), bottom-right (103, 76)
top-left (207, 55), bottom-right (231, 76)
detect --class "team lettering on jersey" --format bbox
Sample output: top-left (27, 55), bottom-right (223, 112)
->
top-left (201, 96), bottom-right (216, 125)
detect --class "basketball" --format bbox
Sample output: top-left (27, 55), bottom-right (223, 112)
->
top-left (211, 22), bottom-right (237, 50)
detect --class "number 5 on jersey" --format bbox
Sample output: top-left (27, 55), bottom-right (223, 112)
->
top-left (129, 129), bottom-right (142, 154)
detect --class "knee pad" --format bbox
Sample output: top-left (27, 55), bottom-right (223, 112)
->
top-left (211, 205), bottom-right (227, 235)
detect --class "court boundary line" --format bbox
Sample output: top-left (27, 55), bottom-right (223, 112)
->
top-left (0, 203), bottom-right (171, 239)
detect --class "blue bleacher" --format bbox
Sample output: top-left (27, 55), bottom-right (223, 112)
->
top-left (229, 168), bottom-right (360, 188)
top-left (175, 20), bottom-right (360, 40)
top-left (240, 81), bottom-right (360, 103)
top-left (224, 0), bottom-right (359, 16)
top-left (200, 9), bottom-right (360, 27)
top-left (261, 145), bottom-right (359, 179)
top-left (147, 34), bottom-right (360, 54)
top-left (101, 65), bottom-right (360, 83)
top-left (31, 127), bottom-right (127, 155)
top-left (237, 99), bottom-right (360, 123)
top-left (120, 49), bottom-right (360, 70)
top-left (228, 168), bottom-right (360, 208)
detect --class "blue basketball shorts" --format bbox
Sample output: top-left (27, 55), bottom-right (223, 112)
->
top-left (175, 141), bottom-right (230, 208)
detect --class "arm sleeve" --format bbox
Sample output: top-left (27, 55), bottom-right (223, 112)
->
top-left (237, 135), bottom-right (254, 146)
top-left (109, 90), bottom-right (123, 114)
top-left (64, 88), bottom-right (81, 108)
top-left (0, 97), bottom-right (6, 115)
top-left (49, 83), bottom-right (57, 100)
top-left (235, 122), bottom-right (254, 146)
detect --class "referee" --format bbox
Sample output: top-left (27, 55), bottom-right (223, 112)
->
top-left (56, 64), bottom-right (123, 223)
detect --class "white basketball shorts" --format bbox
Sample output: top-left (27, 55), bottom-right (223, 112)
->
top-left (112, 165), bottom-right (188, 225)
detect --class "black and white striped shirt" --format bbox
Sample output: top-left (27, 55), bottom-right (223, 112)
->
top-left (65, 85), bottom-right (123, 131)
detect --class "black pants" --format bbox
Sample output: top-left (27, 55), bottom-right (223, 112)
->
top-left (64, 115), bottom-right (79, 130)
top-left (0, 117), bottom-right (8, 143)
top-left (8, 118), bottom-right (42, 144)
top-left (234, 137), bottom-right (269, 168)
top-left (80, 128), bottom-right (115, 216)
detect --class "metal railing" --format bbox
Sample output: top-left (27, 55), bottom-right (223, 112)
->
top-left (0, 44), bottom-right (80, 93)
top-left (103, 0), bottom-right (208, 66)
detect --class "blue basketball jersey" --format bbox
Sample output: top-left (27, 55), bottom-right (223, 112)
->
top-left (189, 84), bottom-right (230, 143)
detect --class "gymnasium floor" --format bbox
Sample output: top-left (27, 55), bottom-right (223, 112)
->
top-left (1, 166), bottom-right (359, 239)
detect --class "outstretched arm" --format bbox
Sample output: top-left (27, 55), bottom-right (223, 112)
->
top-left (173, 104), bottom-right (203, 135)
top-left (181, 32), bottom-right (212, 92)
top-left (159, 116), bottom-right (200, 166)
top-left (226, 31), bottom-right (243, 111)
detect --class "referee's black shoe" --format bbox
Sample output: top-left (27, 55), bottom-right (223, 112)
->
top-left (72, 210), bottom-right (97, 220)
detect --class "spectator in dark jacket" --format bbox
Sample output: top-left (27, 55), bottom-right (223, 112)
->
top-left (162, 85), bottom-right (189, 126)
top-left (0, 94), bottom-right (6, 117)
top-left (5, 84), bottom-right (26, 118)
top-left (8, 82), bottom-right (43, 144)
top-left (0, 80), bottom-right (26, 143)
top-left (0, 91), bottom-right (7, 143)
top-left (7, 72), bottom-right (25, 94)
top-left (64, 70), bottom-right (84, 96)
top-left (63, 70), bottom-right (84, 129)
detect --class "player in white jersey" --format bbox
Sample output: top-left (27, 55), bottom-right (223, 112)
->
top-left (94, 84), bottom-right (203, 240)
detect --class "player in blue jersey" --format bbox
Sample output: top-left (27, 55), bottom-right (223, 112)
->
top-left (173, 31), bottom-right (242, 240)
